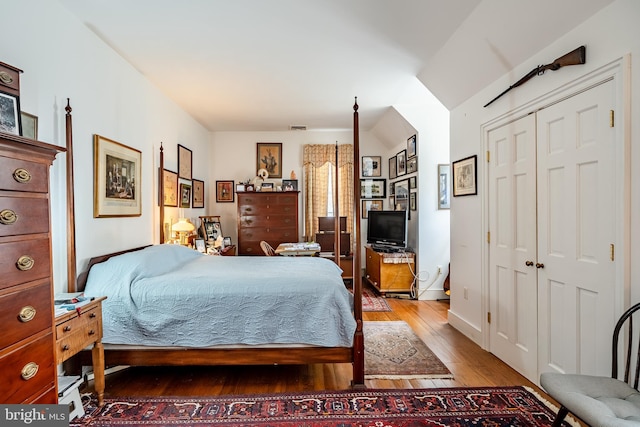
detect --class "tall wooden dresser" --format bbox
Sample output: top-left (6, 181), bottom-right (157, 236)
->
top-left (0, 131), bottom-right (63, 403)
top-left (237, 192), bottom-right (299, 255)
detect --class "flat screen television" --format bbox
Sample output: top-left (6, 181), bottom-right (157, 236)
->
top-left (366, 210), bottom-right (407, 249)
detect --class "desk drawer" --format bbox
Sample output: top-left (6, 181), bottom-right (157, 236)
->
top-left (0, 332), bottom-right (55, 403)
top-left (0, 282), bottom-right (52, 349)
top-left (0, 238), bottom-right (50, 290)
top-left (56, 319), bottom-right (100, 363)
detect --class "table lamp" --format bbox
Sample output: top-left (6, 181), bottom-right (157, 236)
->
top-left (172, 218), bottom-right (195, 245)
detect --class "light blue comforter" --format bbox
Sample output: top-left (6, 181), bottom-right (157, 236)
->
top-left (83, 245), bottom-right (355, 347)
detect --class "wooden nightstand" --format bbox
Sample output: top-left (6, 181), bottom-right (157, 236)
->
top-left (55, 297), bottom-right (106, 405)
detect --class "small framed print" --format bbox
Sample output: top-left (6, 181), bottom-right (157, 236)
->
top-left (282, 179), bottom-right (298, 191)
top-left (394, 179), bottom-right (409, 201)
top-left (236, 183), bottom-right (246, 192)
top-left (361, 156), bottom-right (381, 177)
top-left (223, 237), bottom-right (232, 247)
top-left (216, 180), bottom-right (234, 202)
top-left (195, 238), bottom-right (206, 253)
top-left (256, 142), bottom-right (282, 178)
top-left (396, 150), bottom-right (407, 176)
top-left (407, 134), bottom-right (417, 158)
top-left (161, 168), bottom-right (178, 207)
top-left (20, 111), bottom-right (37, 139)
top-left (362, 199), bottom-right (383, 219)
top-left (260, 182), bottom-right (274, 192)
top-left (178, 144), bottom-right (192, 180)
top-left (0, 92), bottom-right (21, 135)
top-left (245, 184), bottom-right (255, 192)
top-left (438, 163), bottom-right (451, 209)
top-left (192, 179), bottom-right (205, 208)
top-left (410, 192), bottom-right (417, 211)
top-left (452, 155), bottom-right (477, 197)
top-left (409, 175), bottom-right (417, 189)
top-left (389, 156), bottom-right (397, 179)
top-left (179, 182), bottom-right (192, 208)
top-left (407, 156), bottom-right (417, 174)
top-left (360, 179), bottom-right (386, 199)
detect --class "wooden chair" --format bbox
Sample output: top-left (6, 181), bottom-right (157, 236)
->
top-left (540, 302), bottom-right (640, 426)
top-left (260, 241), bottom-right (276, 256)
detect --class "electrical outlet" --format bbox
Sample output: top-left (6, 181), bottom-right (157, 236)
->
top-left (436, 265), bottom-right (442, 275)
top-left (463, 287), bottom-right (469, 299)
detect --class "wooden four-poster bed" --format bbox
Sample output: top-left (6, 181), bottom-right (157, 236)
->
top-left (74, 100), bottom-right (365, 388)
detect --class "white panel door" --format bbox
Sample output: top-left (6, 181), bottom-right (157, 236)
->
top-left (537, 79), bottom-right (617, 377)
top-left (488, 114), bottom-right (538, 382)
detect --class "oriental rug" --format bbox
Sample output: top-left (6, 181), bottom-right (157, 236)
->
top-left (361, 287), bottom-right (392, 312)
top-left (364, 321), bottom-right (452, 379)
top-left (70, 386), bottom-right (573, 426)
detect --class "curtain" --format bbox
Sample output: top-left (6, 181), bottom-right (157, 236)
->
top-left (303, 144), bottom-right (354, 251)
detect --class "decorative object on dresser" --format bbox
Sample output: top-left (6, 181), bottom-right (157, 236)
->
top-left (55, 296), bottom-right (106, 406)
top-left (93, 134), bottom-right (141, 217)
top-left (281, 179), bottom-right (297, 191)
top-left (256, 142), bottom-right (282, 178)
top-left (0, 130), bottom-right (64, 403)
top-left (237, 189), bottom-right (299, 256)
top-left (20, 111), bottom-right (37, 140)
top-left (216, 180), bottom-right (234, 202)
top-left (365, 246), bottom-right (415, 296)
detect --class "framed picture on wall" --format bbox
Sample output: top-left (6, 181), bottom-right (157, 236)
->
top-left (396, 150), bottom-right (407, 176)
top-left (361, 156), bottom-right (381, 177)
top-left (216, 180), bottom-right (235, 202)
top-left (256, 142), bottom-right (282, 178)
top-left (389, 156), bottom-right (397, 179)
top-left (360, 179), bottom-right (386, 199)
top-left (93, 134), bottom-right (141, 217)
top-left (407, 134), bottom-right (417, 158)
top-left (362, 199), bottom-right (383, 219)
top-left (407, 156), bottom-right (417, 174)
top-left (452, 155), bottom-right (477, 196)
top-left (179, 182), bottom-right (192, 208)
top-left (192, 179), bottom-right (204, 208)
top-left (161, 168), bottom-right (178, 207)
top-left (438, 163), bottom-right (451, 209)
top-left (178, 144), bottom-right (193, 180)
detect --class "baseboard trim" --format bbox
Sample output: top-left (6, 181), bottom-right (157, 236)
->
top-left (447, 309), bottom-right (482, 346)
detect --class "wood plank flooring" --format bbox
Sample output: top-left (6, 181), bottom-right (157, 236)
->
top-left (81, 297), bottom-right (547, 398)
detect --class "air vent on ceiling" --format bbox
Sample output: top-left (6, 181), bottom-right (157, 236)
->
top-left (289, 125), bottom-right (307, 131)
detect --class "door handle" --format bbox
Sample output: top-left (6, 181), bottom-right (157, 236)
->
top-left (536, 262), bottom-right (545, 269)
top-left (525, 260), bottom-right (534, 266)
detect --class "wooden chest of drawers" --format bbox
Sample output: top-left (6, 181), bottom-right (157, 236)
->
top-left (237, 192), bottom-right (299, 255)
top-left (0, 131), bottom-right (63, 403)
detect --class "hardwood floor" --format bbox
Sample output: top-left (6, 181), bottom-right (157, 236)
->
top-left (81, 297), bottom-right (547, 398)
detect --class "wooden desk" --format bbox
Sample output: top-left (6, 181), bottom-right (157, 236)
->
top-left (275, 242), bottom-right (321, 256)
top-left (55, 297), bottom-right (106, 405)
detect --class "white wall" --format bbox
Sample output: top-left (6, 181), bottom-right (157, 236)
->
top-left (209, 130), bottom-right (387, 248)
top-left (448, 0), bottom-right (640, 344)
top-left (2, 1), bottom-right (211, 293)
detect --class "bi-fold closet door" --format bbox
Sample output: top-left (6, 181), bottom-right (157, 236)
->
top-left (487, 78), bottom-right (618, 384)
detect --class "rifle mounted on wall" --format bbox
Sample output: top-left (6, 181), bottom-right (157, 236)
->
top-left (484, 45), bottom-right (586, 107)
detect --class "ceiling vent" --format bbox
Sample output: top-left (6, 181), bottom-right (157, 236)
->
top-left (289, 125), bottom-right (307, 131)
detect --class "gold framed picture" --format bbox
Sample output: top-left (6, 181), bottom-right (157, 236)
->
top-left (256, 142), bottom-right (282, 178)
top-left (161, 168), bottom-right (178, 207)
top-left (216, 180), bottom-right (234, 202)
top-left (93, 134), bottom-right (142, 217)
top-left (192, 179), bottom-right (204, 208)
top-left (179, 182), bottom-right (191, 208)
top-left (178, 144), bottom-right (192, 180)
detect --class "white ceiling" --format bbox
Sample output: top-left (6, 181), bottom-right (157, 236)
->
top-left (57, 0), bottom-right (614, 132)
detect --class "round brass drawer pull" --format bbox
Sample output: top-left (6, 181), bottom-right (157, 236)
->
top-left (16, 255), bottom-right (35, 271)
top-left (21, 362), bottom-right (39, 380)
top-left (18, 306), bottom-right (36, 323)
top-left (0, 209), bottom-right (17, 225)
top-left (13, 168), bottom-right (32, 184)
top-left (0, 71), bottom-right (13, 85)
top-left (62, 344), bottom-right (70, 351)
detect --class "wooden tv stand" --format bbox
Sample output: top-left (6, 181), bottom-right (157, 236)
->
top-left (364, 246), bottom-right (415, 296)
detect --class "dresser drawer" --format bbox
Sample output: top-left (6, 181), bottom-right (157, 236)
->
top-left (238, 214), bottom-right (297, 228)
top-left (0, 238), bottom-right (50, 290)
top-left (0, 62), bottom-right (21, 97)
top-left (0, 332), bottom-right (56, 403)
top-left (0, 156), bottom-right (49, 193)
top-left (0, 282), bottom-right (52, 348)
top-left (0, 196), bottom-right (49, 237)
top-left (239, 227), bottom-right (297, 243)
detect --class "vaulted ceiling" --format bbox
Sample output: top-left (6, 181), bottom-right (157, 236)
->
top-left (58, 0), bottom-right (614, 132)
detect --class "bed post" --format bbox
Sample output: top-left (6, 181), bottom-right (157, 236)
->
top-left (159, 143), bottom-right (165, 243)
top-left (352, 97), bottom-right (365, 388)
top-left (334, 142), bottom-right (341, 270)
top-left (65, 99), bottom-right (77, 293)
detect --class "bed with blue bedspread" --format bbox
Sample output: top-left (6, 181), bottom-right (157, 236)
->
top-left (83, 244), bottom-right (356, 348)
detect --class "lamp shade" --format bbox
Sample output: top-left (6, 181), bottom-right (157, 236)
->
top-left (171, 218), bottom-right (195, 232)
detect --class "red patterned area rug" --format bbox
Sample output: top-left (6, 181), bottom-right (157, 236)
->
top-left (70, 386), bottom-right (571, 426)
top-left (361, 287), bottom-right (392, 312)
